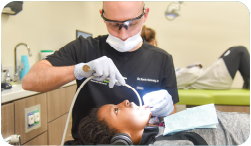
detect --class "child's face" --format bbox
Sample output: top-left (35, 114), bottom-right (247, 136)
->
top-left (98, 100), bottom-right (151, 133)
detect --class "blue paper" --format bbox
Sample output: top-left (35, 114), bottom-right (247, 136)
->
top-left (163, 104), bottom-right (218, 136)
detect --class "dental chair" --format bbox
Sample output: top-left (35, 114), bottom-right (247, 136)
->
top-left (64, 133), bottom-right (134, 145)
top-left (64, 126), bottom-right (209, 145)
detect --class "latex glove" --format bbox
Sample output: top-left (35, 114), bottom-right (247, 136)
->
top-left (74, 56), bottom-right (125, 88)
top-left (143, 89), bottom-right (174, 117)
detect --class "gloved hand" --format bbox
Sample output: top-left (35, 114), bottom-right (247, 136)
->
top-left (74, 56), bottom-right (125, 88)
top-left (143, 89), bottom-right (174, 117)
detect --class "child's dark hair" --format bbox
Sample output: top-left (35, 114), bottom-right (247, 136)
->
top-left (77, 108), bottom-right (119, 145)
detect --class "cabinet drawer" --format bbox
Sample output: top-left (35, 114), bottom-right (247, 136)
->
top-left (1, 103), bottom-right (15, 139)
top-left (48, 113), bottom-right (73, 145)
top-left (64, 85), bottom-right (77, 109)
top-left (23, 131), bottom-right (48, 145)
top-left (14, 93), bottom-right (47, 144)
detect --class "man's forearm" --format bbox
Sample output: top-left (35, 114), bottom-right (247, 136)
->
top-left (22, 60), bottom-right (76, 92)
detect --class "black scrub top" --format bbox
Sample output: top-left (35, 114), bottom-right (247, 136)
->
top-left (46, 35), bottom-right (179, 140)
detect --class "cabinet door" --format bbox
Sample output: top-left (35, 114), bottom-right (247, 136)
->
top-left (1, 103), bottom-right (15, 139)
top-left (64, 85), bottom-right (77, 110)
top-left (47, 88), bottom-right (66, 122)
top-left (47, 85), bottom-right (76, 122)
top-left (23, 131), bottom-right (48, 145)
top-left (14, 93), bottom-right (47, 144)
top-left (48, 113), bottom-right (73, 145)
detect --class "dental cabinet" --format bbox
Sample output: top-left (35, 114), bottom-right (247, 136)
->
top-left (1, 82), bottom-right (76, 145)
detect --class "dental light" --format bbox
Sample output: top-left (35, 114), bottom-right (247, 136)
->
top-left (61, 76), bottom-right (142, 145)
top-left (164, 1), bottom-right (183, 21)
top-left (2, 1), bottom-right (23, 15)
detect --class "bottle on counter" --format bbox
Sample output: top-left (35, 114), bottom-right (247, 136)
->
top-left (40, 50), bottom-right (54, 60)
top-left (20, 55), bottom-right (29, 80)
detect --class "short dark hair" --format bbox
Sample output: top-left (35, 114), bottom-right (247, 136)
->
top-left (77, 108), bottom-right (119, 144)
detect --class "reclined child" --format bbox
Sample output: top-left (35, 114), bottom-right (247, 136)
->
top-left (73, 100), bottom-right (250, 145)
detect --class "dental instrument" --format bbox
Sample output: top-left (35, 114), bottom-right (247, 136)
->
top-left (103, 78), bottom-right (142, 107)
top-left (61, 76), bottom-right (142, 145)
top-left (124, 84), bottom-right (142, 107)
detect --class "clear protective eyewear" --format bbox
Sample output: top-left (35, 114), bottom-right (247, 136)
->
top-left (101, 6), bottom-right (145, 31)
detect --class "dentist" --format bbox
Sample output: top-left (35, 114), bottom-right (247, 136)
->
top-left (22, 1), bottom-right (179, 142)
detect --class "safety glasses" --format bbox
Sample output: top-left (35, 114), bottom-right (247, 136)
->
top-left (101, 6), bottom-right (145, 31)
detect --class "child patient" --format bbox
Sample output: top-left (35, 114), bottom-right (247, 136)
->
top-left (75, 100), bottom-right (249, 145)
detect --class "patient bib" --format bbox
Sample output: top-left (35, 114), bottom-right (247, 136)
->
top-left (163, 104), bottom-right (218, 135)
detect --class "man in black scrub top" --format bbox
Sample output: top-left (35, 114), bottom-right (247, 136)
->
top-left (22, 1), bottom-right (179, 142)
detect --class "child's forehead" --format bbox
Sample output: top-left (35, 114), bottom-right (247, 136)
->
top-left (98, 105), bottom-right (113, 115)
top-left (100, 104), bottom-right (115, 109)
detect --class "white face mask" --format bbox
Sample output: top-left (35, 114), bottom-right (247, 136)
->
top-left (106, 31), bottom-right (143, 52)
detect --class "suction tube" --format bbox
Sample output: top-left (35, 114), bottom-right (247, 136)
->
top-left (61, 76), bottom-right (142, 145)
top-left (124, 84), bottom-right (142, 106)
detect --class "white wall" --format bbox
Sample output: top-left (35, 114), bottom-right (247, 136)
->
top-left (142, 1), bottom-right (249, 88)
top-left (1, 1), bottom-right (96, 75)
top-left (1, 1), bottom-right (249, 88)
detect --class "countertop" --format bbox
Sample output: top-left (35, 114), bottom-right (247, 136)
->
top-left (1, 81), bottom-right (76, 104)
